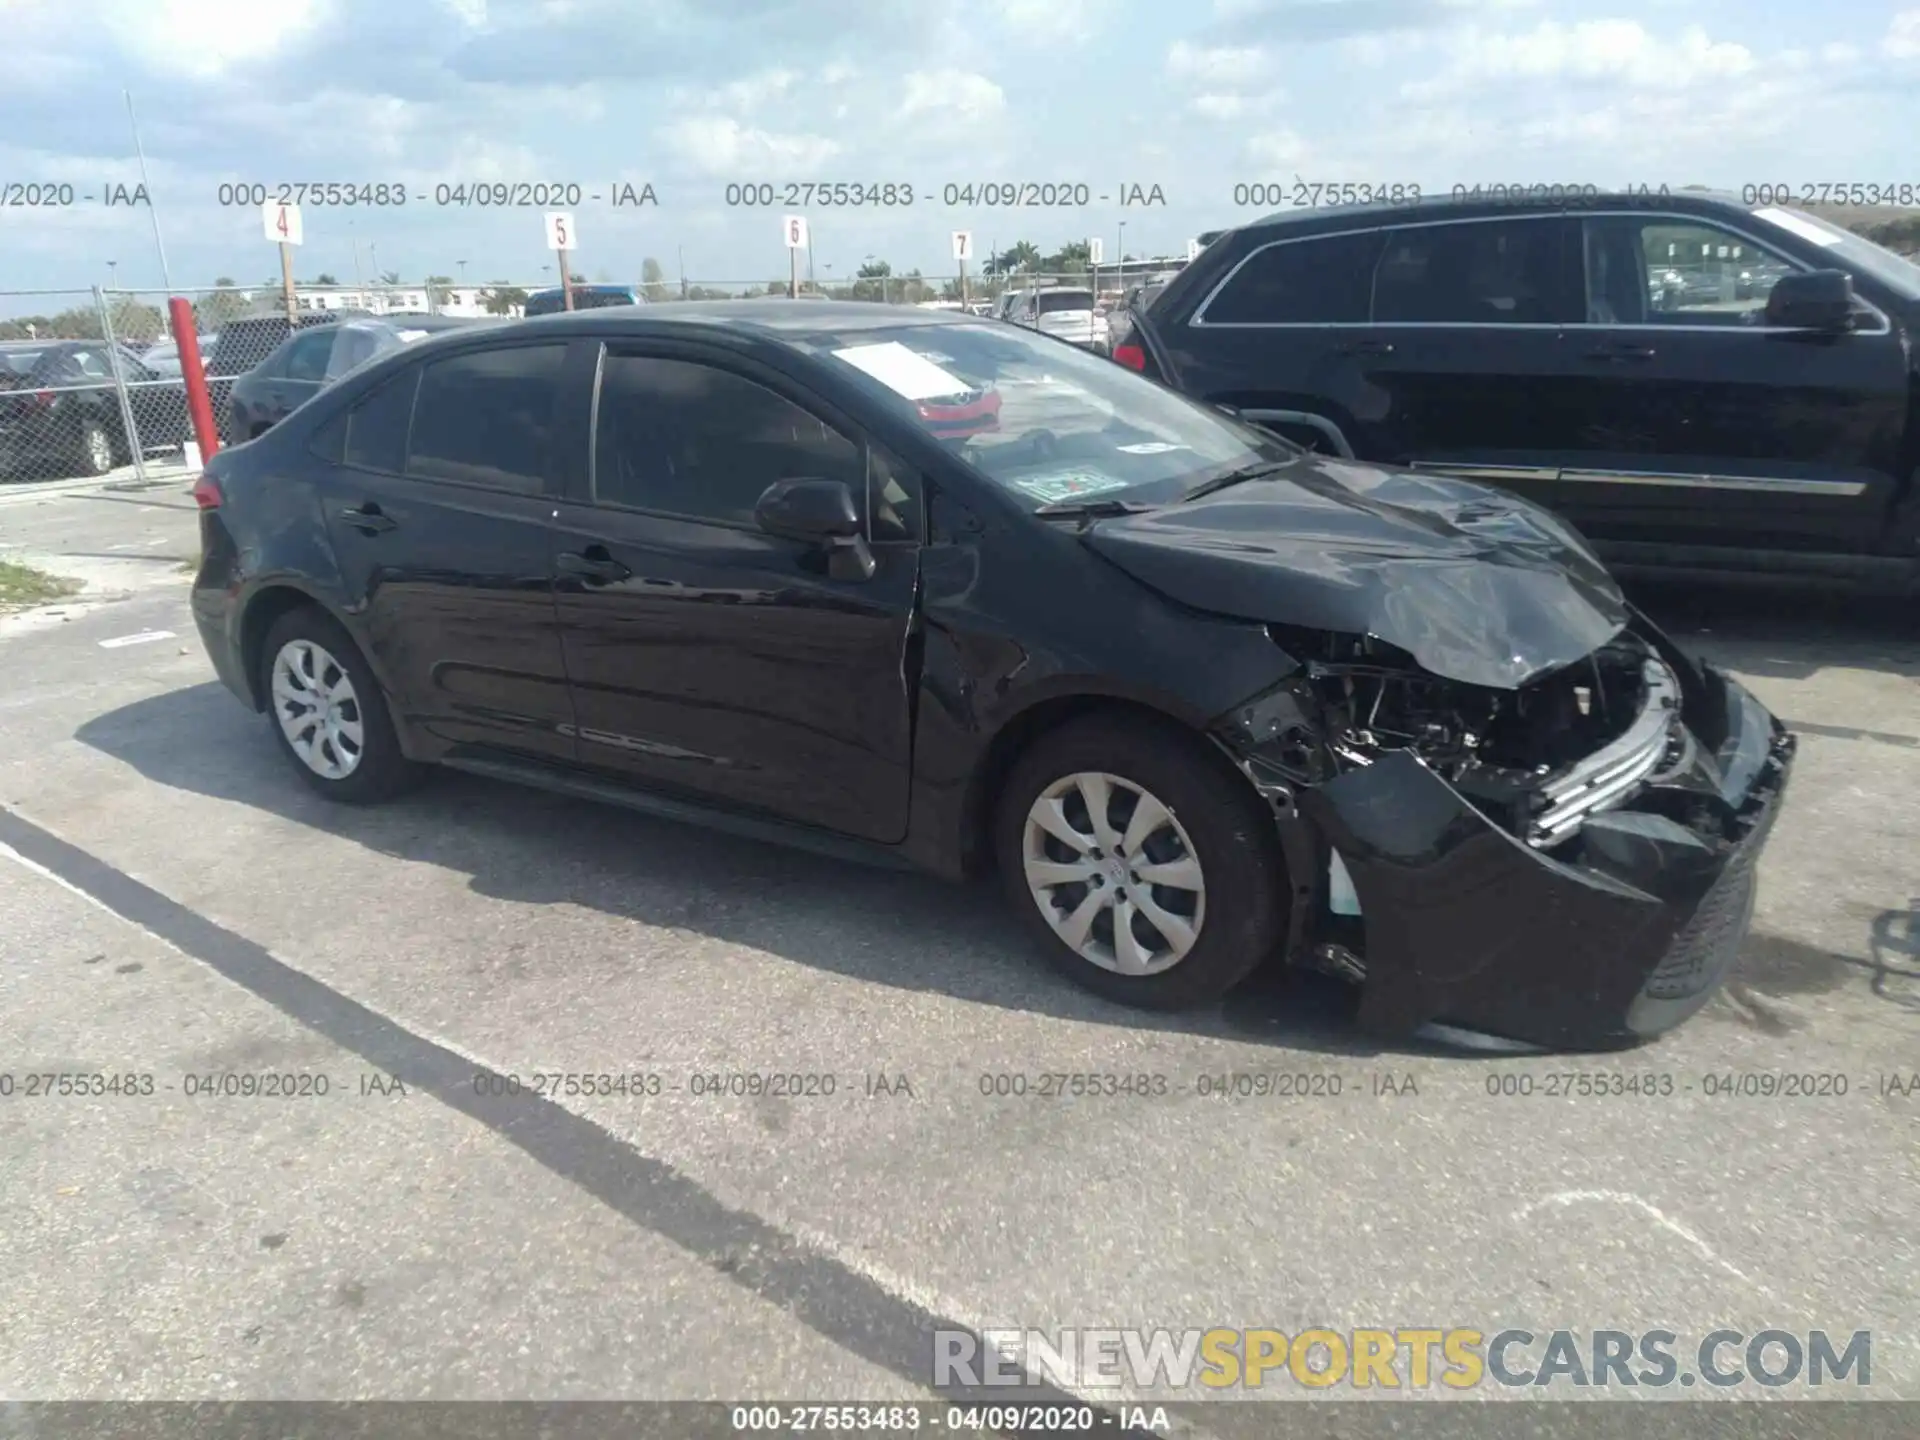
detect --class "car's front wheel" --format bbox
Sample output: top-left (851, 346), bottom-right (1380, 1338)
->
top-left (259, 606), bottom-right (423, 803)
top-left (995, 714), bottom-right (1289, 1009)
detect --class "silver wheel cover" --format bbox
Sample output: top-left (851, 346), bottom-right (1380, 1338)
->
top-left (84, 426), bottom-right (112, 473)
top-left (270, 639), bottom-right (364, 780)
top-left (1021, 770), bottom-right (1206, 976)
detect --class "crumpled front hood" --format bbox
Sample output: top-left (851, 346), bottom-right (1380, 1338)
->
top-left (1082, 455), bottom-right (1630, 690)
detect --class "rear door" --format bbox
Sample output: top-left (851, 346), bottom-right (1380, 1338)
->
top-left (314, 342), bottom-right (579, 762)
top-left (1355, 214), bottom-right (1585, 486)
top-left (549, 341), bottom-right (921, 842)
top-left (1543, 212), bottom-right (1909, 553)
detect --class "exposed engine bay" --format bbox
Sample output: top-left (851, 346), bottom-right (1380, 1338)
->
top-left (1233, 626), bottom-right (1685, 848)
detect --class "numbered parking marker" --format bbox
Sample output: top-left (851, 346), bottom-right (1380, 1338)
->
top-left (262, 200), bottom-right (303, 246)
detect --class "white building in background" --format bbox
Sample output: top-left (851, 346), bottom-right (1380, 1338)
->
top-left (291, 285), bottom-right (497, 317)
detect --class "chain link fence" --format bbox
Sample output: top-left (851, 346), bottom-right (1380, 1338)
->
top-left (0, 271), bottom-right (1175, 483)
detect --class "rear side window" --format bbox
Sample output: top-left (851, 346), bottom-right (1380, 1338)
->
top-left (1371, 218), bottom-right (1569, 324)
top-left (1202, 232), bottom-right (1383, 323)
top-left (1038, 291), bottom-right (1093, 313)
top-left (406, 344), bottom-right (566, 493)
top-left (342, 367), bottom-right (419, 473)
top-left (282, 329), bottom-right (336, 383)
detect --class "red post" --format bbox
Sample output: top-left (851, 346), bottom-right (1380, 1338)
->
top-left (169, 296), bottom-right (219, 462)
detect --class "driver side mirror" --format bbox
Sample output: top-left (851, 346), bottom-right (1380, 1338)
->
top-left (754, 477), bottom-right (875, 581)
top-left (1764, 269), bottom-right (1855, 331)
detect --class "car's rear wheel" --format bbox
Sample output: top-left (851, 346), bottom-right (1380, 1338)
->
top-left (995, 714), bottom-right (1288, 1009)
top-left (259, 607), bottom-right (423, 803)
top-left (75, 418), bottom-right (114, 476)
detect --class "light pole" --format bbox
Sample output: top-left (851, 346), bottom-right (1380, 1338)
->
top-left (106, 260), bottom-right (117, 289)
top-left (1116, 222), bottom-right (1126, 290)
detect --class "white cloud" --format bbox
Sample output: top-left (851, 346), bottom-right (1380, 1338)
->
top-left (897, 70), bottom-right (1005, 124)
top-left (715, 69), bottom-right (801, 110)
top-left (1166, 40), bottom-right (1270, 88)
top-left (988, 0), bottom-right (1101, 41)
top-left (1888, 10), bottom-right (1920, 57)
top-left (657, 116), bottom-right (841, 175)
top-left (1404, 20), bottom-right (1756, 100)
top-left (101, 0), bottom-right (331, 79)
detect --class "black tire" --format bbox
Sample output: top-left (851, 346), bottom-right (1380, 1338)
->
top-left (257, 605), bottom-right (424, 803)
top-left (74, 417), bottom-right (114, 477)
top-left (994, 713), bottom-right (1289, 1009)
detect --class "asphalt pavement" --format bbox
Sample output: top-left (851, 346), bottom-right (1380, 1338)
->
top-left (1, 473), bottom-right (1914, 1430)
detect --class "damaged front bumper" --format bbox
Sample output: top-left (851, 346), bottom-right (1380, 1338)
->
top-left (1224, 626), bottom-right (1796, 1051)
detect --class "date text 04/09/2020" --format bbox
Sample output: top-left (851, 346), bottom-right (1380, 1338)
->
top-left (213, 182), bottom-right (659, 208)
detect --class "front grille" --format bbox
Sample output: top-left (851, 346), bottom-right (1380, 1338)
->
top-left (1644, 842), bottom-right (1759, 1000)
top-left (1530, 657), bottom-right (1680, 847)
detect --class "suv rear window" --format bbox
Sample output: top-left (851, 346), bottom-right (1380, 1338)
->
top-left (1202, 232), bottom-right (1382, 323)
top-left (1037, 291), bottom-right (1094, 313)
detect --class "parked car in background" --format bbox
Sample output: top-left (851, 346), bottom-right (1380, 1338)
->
top-left (523, 284), bottom-right (645, 317)
top-left (0, 339), bottom-right (190, 478)
top-left (1121, 190), bottom-right (1920, 591)
top-left (141, 333), bottom-right (219, 378)
top-left (1003, 285), bottom-right (1110, 353)
top-left (187, 300), bottom-right (1794, 1049)
top-left (228, 315), bottom-right (497, 439)
top-left (205, 312), bottom-right (371, 442)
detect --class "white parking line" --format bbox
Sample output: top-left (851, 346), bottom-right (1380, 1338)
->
top-left (97, 629), bottom-right (176, 649)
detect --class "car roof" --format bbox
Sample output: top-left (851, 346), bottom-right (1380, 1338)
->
top-left (499, 298), bottom-right (975, 338)
top-left (1229, 187), bottom-right (1750, 239)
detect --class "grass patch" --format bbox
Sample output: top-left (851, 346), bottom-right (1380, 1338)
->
top-left (0, 559), bottom-right (81, 610)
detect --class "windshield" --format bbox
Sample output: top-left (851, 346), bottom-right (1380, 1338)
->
top-left (802, 321), bottom-right (1293, 509)
top-left (1750, 206), bottom-right (1920, 297)
top-left (1037, 291), bottom-right (1094, 314)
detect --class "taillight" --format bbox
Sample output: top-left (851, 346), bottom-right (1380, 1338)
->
top-left (191, 474), bottom-right (222, 509)
top-left (32, 389), bottom-right (53, 407)
top-left (1113, 344), bottom-right (1147, 372)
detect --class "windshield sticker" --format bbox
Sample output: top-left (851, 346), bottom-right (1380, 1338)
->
top-left (1752, 206), bottom-right (1844, 247)
top-left (1009, 471), bottom-right (1135, 503)
top-left (1116, 441), bottom-right (1187, 455)
top-left (831, 342), bottom-right (972, 400)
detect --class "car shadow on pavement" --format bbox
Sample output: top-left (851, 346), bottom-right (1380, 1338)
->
top-left (78, 681), bottom-right (1890, 1061)
top-left (77, 682), bottom-right (1421, 1059)
top-left (1626, 579), bottom-right (1920, 684)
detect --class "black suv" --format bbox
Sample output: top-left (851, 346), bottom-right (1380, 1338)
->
top-left (1121, 191), bottom-right (1920, 590)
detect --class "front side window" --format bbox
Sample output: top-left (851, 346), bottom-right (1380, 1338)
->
top-left (1203, 231), bottom-right (1382, 324)
top-left (803, 321), bottom-right (1290, 511)
top-left (405, 344), bottom-right (565, 493)
top-left (593, 353), bottom-right (863, 526)
top-left (1370, 219), bottom-right (1567, 324)
top-left (1587, 217), bottom-right (1796, 326)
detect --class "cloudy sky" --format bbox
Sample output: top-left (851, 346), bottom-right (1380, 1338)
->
top-left (3, 0), bottom-right (1918, 295)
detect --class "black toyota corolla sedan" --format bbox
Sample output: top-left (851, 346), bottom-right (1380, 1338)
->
top-left (189, 301), bottom-right (1795, 1051)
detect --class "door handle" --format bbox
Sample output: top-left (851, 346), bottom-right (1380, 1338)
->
top-left (557, 548), bottom-right (632, 584)
top-left (1337, 339), bottom-right (1395, 356)
top-left (1583, 343), bottom-right (1656, 361)
top-left (339, 503), bottom-right (396, 534)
